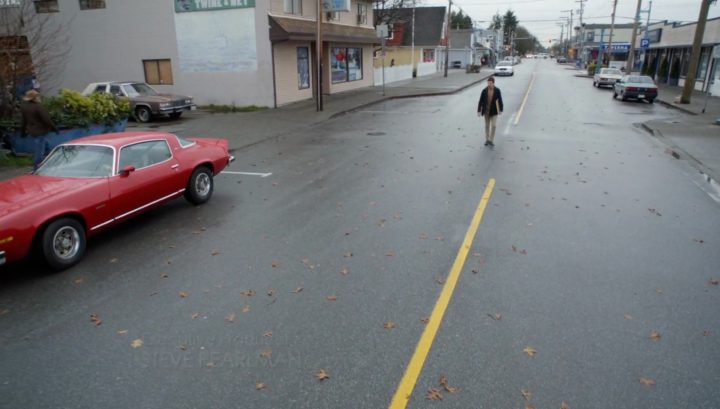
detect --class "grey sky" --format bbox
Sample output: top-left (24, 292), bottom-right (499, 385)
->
top-left (424, 0), bottom-right (720, 46)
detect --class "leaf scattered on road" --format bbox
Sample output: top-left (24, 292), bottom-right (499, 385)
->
top-left (693, 238), bottom-right (705, 244)
top-left (74, 277), bottom-right (84, 284)
top-left (650, 331), bottom-right (661, 341)
top-left (226, 313), bottom-right (236, 322)
top-left (242, 304), bottom-right (251, 313)
top-left (386, 251), bottom-right (396, 257)
top-left (384, 321), bottom-right (396, 330)
top-left (326, 295), bottom-right (338, 301)
top-left (110, 258), bottom-right (118, 263)
top-left (255, 383), bottom-right (266, 391)
top-left (639, 377), bottom-right (656, 387)
top-left (420, 234), bottom-right (429, 240)
top-left (116, 329), bottom-right (127, 336)
top-left (241, 289), bottom-right (256, 297)
top-left (131, 339), bottom-right (143, 349)
top-left (703, 330), bottom-right (710, 337)
top-left (561, 402), bottom-right (569, 409)
top-left (315, 369), bottom-right (329, 382)
top-left (259, 349), bottom-right (272, 357)
top-left (709, 278), bottom-right (719, 286)
top-left (624, 314), bottom-right (633, 320)
top-left (292, 287), bottom-right (303, 294)
top-left (271, 260), bottom-right (281, 268)
top-left (488, 313), bottom-right (502, 321)
top-left (521, 389), bottom-right (532, 401)
top-left (523, 346), bottom-right (538, 357)
top-left (211, 250), bottom-right (221, 256)
top-left (436, 277), bottom-right (446, 285)
top-left (340, 267), bottom-right (350, 276)
top-left (420, 316), bottom-right (430, 325)
top-left (160, 273), bottom-right (169, 279)
top-left (179, 291), bottom-right (189, 298)
top-left (647, 208), bottom-right (662, 216)
top-left (343, 252), bottom-right (354, 258)
top-left (267, 289), bottom-right (276, 297)
top-left (89, 314), bottom-right (102, 326)
top-left (439, 375), bottom-right (459, 393)
top-left (191, 312), bottom-right (200, 320)
top-left (263, 331), bottom-right (273, 338)
top-left (426, 388), bottom-right (443, 400)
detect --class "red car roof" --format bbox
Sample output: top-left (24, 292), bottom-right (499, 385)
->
top-left (65, 132), bottom-right (175, 148)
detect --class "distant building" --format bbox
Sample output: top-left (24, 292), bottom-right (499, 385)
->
top-left (579, 23), bottom-right (635, 66)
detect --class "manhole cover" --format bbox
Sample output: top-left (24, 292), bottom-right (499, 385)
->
top-left (367, 132), bottom-right (386, 136)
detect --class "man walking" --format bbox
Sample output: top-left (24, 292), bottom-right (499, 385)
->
top-left (20, 89), bottom-right (58, 170)
top-left (477, 77), bottom-right (504, 147)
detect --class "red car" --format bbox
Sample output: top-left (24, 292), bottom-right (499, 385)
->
top-left (0, 132), bottom-right (234, 270)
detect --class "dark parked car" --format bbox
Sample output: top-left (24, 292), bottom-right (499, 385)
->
top-left (82, 81), bottom-right (196, 123)
top-left (451, 61), bottom-right (462, 69)
top-left (613, 75), bottom-right (658, 103)
top-left (557, 56), bottom-right (567, 63)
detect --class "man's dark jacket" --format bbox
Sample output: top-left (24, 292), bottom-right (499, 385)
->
top-left (20, 102), bottom-right (58, 137)
top-left (477, 87), bottom-right (504, 117)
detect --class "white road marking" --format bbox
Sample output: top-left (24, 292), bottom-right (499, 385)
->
top-left (222, 171), bottom-right (273, 178)
top-left (514, 73), bottom-right (536, 126)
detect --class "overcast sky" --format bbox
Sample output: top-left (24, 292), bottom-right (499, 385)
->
top-left (423, 0), bottom-right (720, 45)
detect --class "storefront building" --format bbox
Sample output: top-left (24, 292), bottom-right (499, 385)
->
top-left (579, 24), bottom-right (635, 66)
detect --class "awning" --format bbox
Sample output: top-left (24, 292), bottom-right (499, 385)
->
top-left (269, 16), bottom-right (379, 45)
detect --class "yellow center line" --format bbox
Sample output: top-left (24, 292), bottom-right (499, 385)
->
top-left (514, 73), bottom-right (536, 126)
top-left (388, 178), bottom-right (496, 409)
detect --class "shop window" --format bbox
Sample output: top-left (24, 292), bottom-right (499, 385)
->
top-left (326, 11), bottom-right (340, 21)
top-left (143, 59), bottom-right (173, 85)
top-left (697, 47), bottom-right (711, 80)
top-left (330, 47), bottom-right (363, 83)
top-left (297, 47), bottom-right (310, 90)
top-left (0, 0), bottom-right (21, 7)
top-left (34, 0), bottom-right (59, 13)
top-left (423, 49), bottom-right (435, 63)
top-left (284, 0), bottom-right (301, 15)
top-left (79, 0), bottom-right (105, 9)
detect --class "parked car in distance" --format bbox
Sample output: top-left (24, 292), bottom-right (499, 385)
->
top-left (0, 132), bottom-right (234, 270)
top-left (494, 61), bottom-right (514, 76)
top-left (82, 82), bottom-right (196, 123)
top-left (593, 68), bottom-right (623, 88)
top-left (613, 75), bottom-right (658, 103)
top-left (557, 56), bottom-right (567, 63)
top-left (451, 61), bottom-right (462, 69)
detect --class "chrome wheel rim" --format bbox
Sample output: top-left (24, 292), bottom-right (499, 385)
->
top-left (137, 109), bottom-right (150, 122)
top-left (196, 173), bottom-right (211, 197)
top-left (53, 226), bottom-right (80, 260)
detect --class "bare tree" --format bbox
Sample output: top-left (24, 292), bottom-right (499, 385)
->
top-left (0, 0), bottom-right (71, 109)
top-left (373, 0), bottom-right (416, 27)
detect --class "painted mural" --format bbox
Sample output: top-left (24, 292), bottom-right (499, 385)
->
top-left (174, 7), bottom-right (257, 72)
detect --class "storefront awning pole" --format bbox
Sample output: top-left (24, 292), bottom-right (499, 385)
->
top-left (316, 0), bottom-right (323, 111)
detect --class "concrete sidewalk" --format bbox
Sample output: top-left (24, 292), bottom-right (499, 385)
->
top-left (643, 82), bottom-right (720, 183)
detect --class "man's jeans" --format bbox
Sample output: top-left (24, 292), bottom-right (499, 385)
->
top-left (33, 136), bottom-right (48, 171)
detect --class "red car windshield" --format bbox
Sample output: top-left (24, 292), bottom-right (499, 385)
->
top-left (35, 145), bottom-right (114, 178)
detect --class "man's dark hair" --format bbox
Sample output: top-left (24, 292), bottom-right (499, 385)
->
top-left (488, 76), bottom-right (495, 83)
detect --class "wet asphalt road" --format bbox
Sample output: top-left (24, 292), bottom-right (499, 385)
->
top-left (1, 60), bottom-right (719, 409)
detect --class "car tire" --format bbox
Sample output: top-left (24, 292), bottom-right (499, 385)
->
top-left (41, 218), bottom-right (86, 271)
top-left (135, 106), bottom-right (152, 123)
top-left (169, 112), bottom-right (183, 119)
top-left (648, 98), bottom-right (655, 104)
top-left (620, 92), bottom-right (627, 102)
top-left (612, 91), bottom-right (617, 99)
top-left (185, 166), bottom-right (214, 205)
top-left (593, 81), bottom-right (597, 87)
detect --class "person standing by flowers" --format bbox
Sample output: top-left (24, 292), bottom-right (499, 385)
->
top-left (20, 90), bottom-right (58, 170)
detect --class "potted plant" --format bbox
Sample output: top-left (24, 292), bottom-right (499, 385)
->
top-left (657, 57), bottom-right (669, 84)
top-left (669, 58), bottom-right (680, 86)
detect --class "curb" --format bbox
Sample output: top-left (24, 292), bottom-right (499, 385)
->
top-left (655, 99), bottom-right (698, 116)
top-left (329, 74), bottom-right (492, 119)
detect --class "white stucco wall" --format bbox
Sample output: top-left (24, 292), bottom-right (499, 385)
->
top-left (37, 0), bottom-right (274, 107)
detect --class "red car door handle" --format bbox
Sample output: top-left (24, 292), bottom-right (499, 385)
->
top-left (171, 164), bottom-right (179, 169)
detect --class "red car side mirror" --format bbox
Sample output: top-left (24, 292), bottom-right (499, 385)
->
top-left (120, 165), bottom-right (136, 177)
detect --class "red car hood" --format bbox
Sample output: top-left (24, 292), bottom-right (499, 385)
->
top-left (0, 175), bottom-right (102, 219)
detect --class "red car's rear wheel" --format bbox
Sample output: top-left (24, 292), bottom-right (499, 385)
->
top-left (185, 166), bottom-right (214, 205)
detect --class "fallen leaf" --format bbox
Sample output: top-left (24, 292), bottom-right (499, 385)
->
top-left (226, 313), bottom-right (236, 322)
top-left (436, 277), bottom-right (446, 285)
top-left (525, 405), bottom-right (536, 409)
top-left (211, 250), bottom-right (221, 256)
top-left (326, 295), bottom-right (338, 301)
top-left (191, 312), bottom-right (200, 319)
top-left (206, 362), bottom-right (215, 368)
top-left (266, 289), bottom-right (276, 297)
top-left (116, 329), bottom-right (128, 336)
top-left (0, 309), bottom-right (8, 316)
top-left (131, 339), bottom-right (143, 349)
top-left (471, 268), bottom-right (479, 274)
top-left (693, 238), bottom-right (705, 244)
top-left (343, 252), bottom-right (354, 258)
top-left (259, 349), bottom-right (272, 357)
top-left (89, 314), bottom-right (102, 326)
top-left (315, 369), bottom-right (329, 382)
top-left (110, 257), bottom-right (118, 263)
top-left (377, 219), bottom-right (386, 227)
top-left (520, 249), bottom-right (528, 255)
top-left (179, 291), bottom-right (189, 298)
top-left (650, 331), bottom-right (661, 341)
top-left (241, 289), bottom-right (256, 297)
top-left (179, 344), bottom-right (187, 351)
top-left (639, 377), bottom-right (656, 387)
top-left (561, 402), bottom-right (569, 409)
top-left (383, 321), bottom-right (396, 329)
top-left (709, 278), bottom-right (720, 286)
top-left (703, 330), bottom-right (710, 336)
top-left (159, 273), bottom-right (169, 279)
top-left (647, 208), bottom-right (662, 216)
top-left (255, 383), bottom-right (266, 391)
top-left (271, 261), bottom-right (281, 268)
top-left (292, 287), bottom-right (303, 293)
top-left (624, 314), bottom-right (633, 320)
top-left (242, 304), bottom-right (250, 313)
top-left (420, 233), bottom-right (429, 240)
top-left (435, 235), bottom-right (445, 241)
top-left (656, 288), bottom-right (664, 294)
top-left (512, 245), bottom-right (518, 252)
top-left (425, 388), bottom-right (443, 400)
top-left (340, 267), bottom-right (350, 276)
top-left (386, 251), bottom-right (396, 257)
top-left (74, 277), bottom-right (84, 284)
top-left (439, 375), bottom-right (459, 393)
top-left (523, 346), bottom-right (538, 357)
top-left (263, 331), bottom-right (273, 338)
top-left (488, 313), bottom-right (502, 321)
top-left (420, 316), bottom-right (430, 325)
top-left (521, 389), bottom-right (532, 401)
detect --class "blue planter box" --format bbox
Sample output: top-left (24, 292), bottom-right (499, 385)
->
top-left (9, 119), bottom-right (128, 155)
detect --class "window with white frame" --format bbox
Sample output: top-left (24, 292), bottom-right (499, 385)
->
top-left (284, 0), bottom-right (301, 15)
top-left (357, 3), bottom-right (368, 25)
top-left (34, 0), bottom-right (59, 13)
top-left (79, 0), bottom-right (105, 9)
top-left (327, 11), bottom-right (340, 21)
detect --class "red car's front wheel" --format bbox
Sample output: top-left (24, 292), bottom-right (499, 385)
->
top-left (41, 218), bottom-right (86, 271)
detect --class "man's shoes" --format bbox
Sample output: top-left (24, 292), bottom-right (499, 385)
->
top-left (488, 141), bottom-right (495, 147)
top-left (484, 141), bottom-right (489, 146)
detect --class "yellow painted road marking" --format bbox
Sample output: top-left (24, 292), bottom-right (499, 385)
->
top-left (388, 178), bottom-right (496, 409)
top-left (514, 73), bottom-right (536, 125)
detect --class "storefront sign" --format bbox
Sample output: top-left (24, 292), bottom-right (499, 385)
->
top-left (600, 43), bottom-right (630, 51)
top-left (323, 0), bottom-right (351, 12)
top-left (175, 0), bottom-right (255, 13)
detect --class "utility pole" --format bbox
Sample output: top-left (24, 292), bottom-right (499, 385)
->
top-left (315, 0), bottom-right (323, 111)
top-left (577, 0), bottom-right (587, 65)
top-left (607, 0), bottom-right (618, 63)
top-left (557, 22), bottom-right (565, 56)
top-left (681, 0), bottom-right (714, 104)
top-left (444, 0), bottom-right (451, 77)
top-left (411, 0), bottom-right (416, 77)
top-left (561, 9), bottom-right (574, 58)
top-left (639, 0), bottom-right (652, 71)
top-left (626, 0), bottom-right (642, 72)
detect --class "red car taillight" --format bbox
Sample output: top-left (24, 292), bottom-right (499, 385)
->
top-left (647, 88), bottom-right (657, 93)
top-left (626, 86), bottom-right (638, 91)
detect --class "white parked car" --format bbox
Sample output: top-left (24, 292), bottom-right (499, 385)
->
top-left (494, 61), bottom-right (514, 76)
top-left (593, 68), bottom-right (624, 88)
